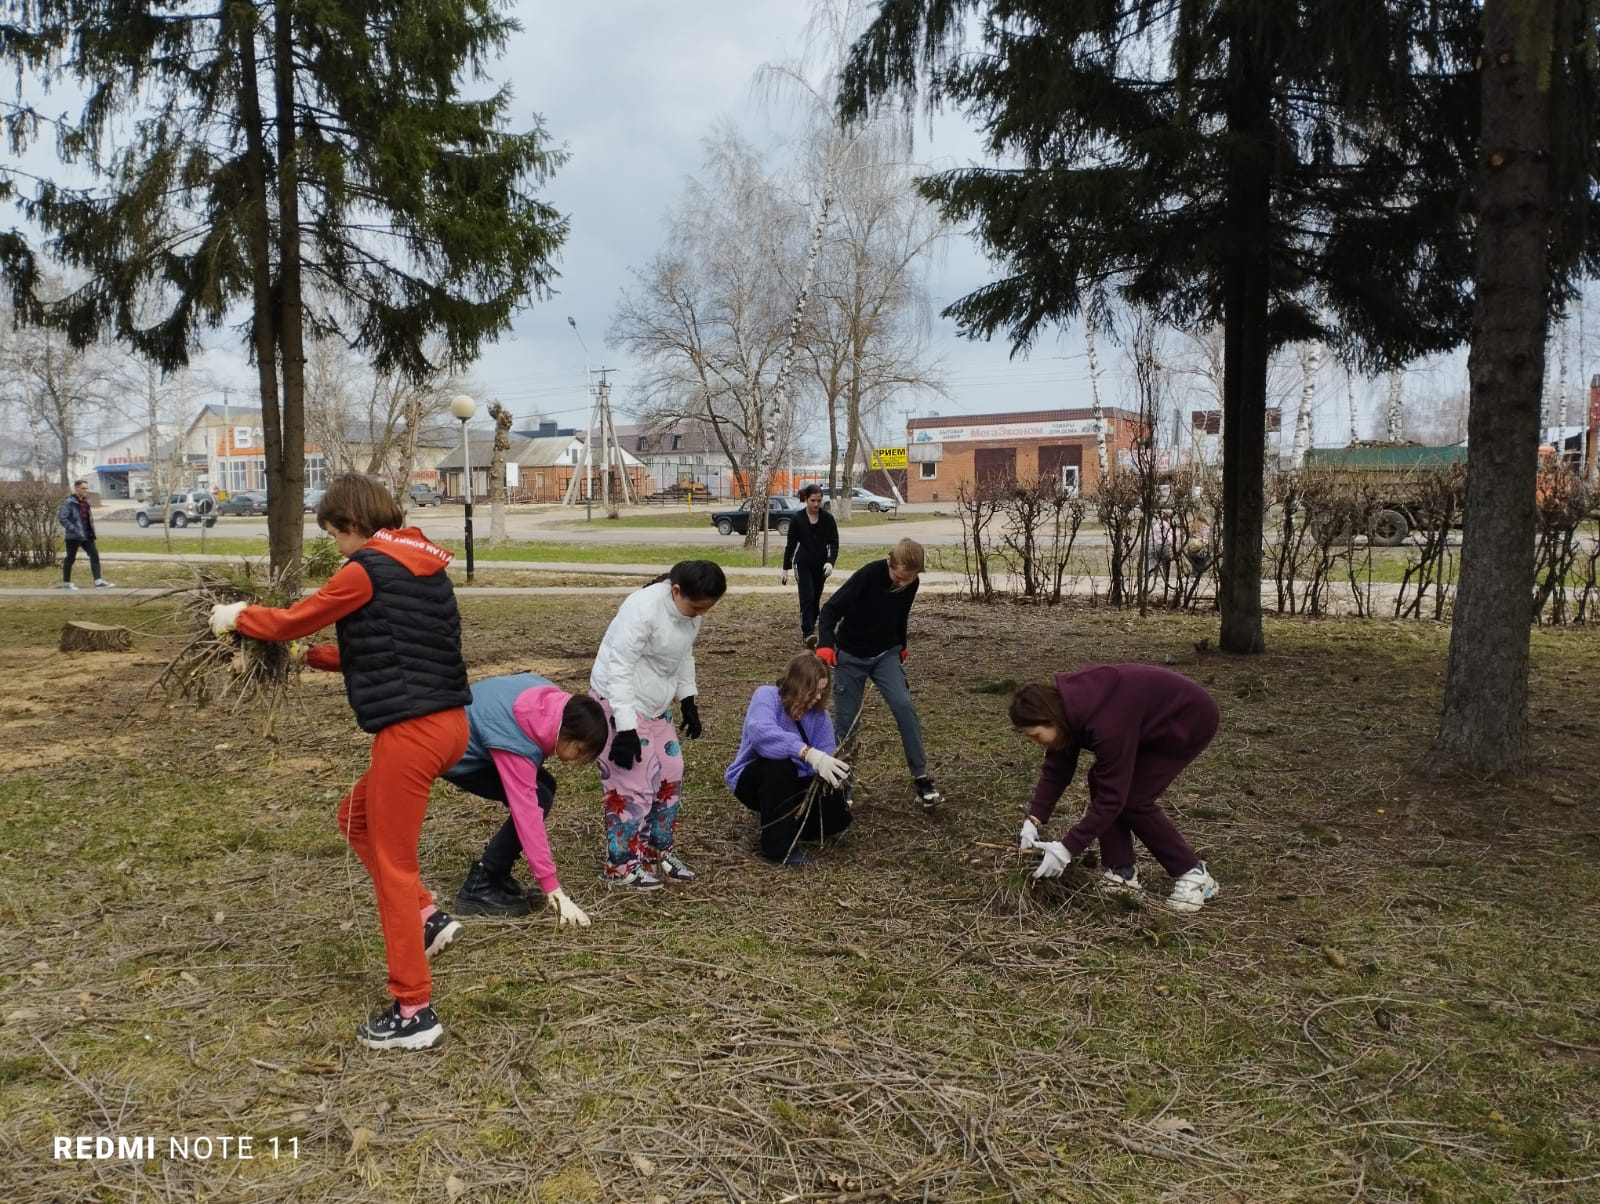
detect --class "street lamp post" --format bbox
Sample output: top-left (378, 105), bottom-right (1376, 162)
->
top-left (449, 393), bottom-right (477, 582)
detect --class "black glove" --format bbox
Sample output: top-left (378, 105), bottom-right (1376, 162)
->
top-left (679, 695), bottom-right (702, 739)
top-left (609, 728), bottom-right (642, 770)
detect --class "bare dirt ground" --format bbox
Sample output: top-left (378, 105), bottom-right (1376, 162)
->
top-left (1, 591), bottom-right (1598, 1203)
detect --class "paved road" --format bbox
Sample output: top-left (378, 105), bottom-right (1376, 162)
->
top-left (94, 501), bottom-right (991, 548)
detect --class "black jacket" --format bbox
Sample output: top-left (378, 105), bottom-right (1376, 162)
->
top-left (817, 559), bottom-right (917, 657)
top-left (782, 509), bottom-right (839, 571)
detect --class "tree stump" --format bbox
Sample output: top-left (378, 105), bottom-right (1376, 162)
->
top-left (59, 621), bottom-right (133, 653)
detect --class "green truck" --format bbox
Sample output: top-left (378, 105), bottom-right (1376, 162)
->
top-left (1301, 443), bottom-right (1469, 545)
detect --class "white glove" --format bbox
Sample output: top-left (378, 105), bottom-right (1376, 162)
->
top-left (210, 601), bottom-right (248, 637)
top-left (822, 563), bottom-right (833, 579)
top-left (781, 571), bottom-right (789, 585)
top-left (545, 887), bottom-right (590, 928)
top-left (802, 746), bottom-right (851, 788)
top-left (1020, 818), bottom-right (1041, 851)
top-left (1031, 841), bottom-right (1071, 880)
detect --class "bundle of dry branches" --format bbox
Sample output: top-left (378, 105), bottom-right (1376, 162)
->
top-left (145, 564), bottom-right (303, 719)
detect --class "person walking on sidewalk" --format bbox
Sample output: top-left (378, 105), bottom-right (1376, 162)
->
top-left (815, 538), bottom-right (943, 810)
top-left (590, 560), bottom-right (727, 888)
top-left (209, 473), bottom-right (471, 1051)
top-left (1010, 664), bottom-right (1221, 913)
top-left (781, 484), bottom-right (839, 647)
top-left (444, 673), bottom-right (608, 924)
top-left (58, 480), bottom-right (113, 590)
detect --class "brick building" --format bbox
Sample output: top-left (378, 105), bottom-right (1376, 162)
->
top-left (904, 408), bottom-right (1144, 502)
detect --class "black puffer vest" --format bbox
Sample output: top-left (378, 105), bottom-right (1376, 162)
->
top-left (336, 547), bottom-right (471, 733)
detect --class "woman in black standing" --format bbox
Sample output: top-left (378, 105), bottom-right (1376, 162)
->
top-left (781, 483), bottom-right (840, 648)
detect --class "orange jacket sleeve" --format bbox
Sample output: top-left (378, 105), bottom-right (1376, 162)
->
top-left (234, 560), bottom-right (373, 644)
top-left (304, 644), bottom-right (343, 673)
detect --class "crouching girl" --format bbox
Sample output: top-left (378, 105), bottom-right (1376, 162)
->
top-left (727, 652), bottom-right (853, 866)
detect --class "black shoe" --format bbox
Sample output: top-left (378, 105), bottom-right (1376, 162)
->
top-left (914, 777), bottom-right (945, 811)
top-left (423, 910), bottom-right (463, 960)
top-left (803, 633), bottom-right (819, 649)
top-left (356, 1001), bottom-right (444, 1051)
top-left (453, 860), bottom-right (532, 917)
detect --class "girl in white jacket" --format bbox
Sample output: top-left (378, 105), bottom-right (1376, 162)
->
top-left (590, 561), bottom-right (727, 887)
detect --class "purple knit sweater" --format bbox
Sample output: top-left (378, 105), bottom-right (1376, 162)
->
top-left (725, 684), bottom-right (837, 792)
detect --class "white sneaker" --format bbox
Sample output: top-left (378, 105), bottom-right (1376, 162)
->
top-left (1099, 868), bottom-right (1143, 897)
top-left (601, 865), bottom-right (663, 890)
top-left (655, 851), bottom-right (697, 882)
top-left (1167, 863), bottom-right (1218, 913)
top-left (61, 581), bottom-right (80, 591)
top-left (94, 578), bottom-right (115, 588)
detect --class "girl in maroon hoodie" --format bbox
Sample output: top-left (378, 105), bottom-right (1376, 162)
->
top-left (209, 473), bottom-right (471, 1051)
top-left (1009, 664), bottom-right (1220, 913)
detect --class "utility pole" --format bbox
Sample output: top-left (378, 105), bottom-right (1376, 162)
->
top-left (562, 317), bottom-right (595, 507)
top-left (592, 370), bottom-right (633, 509)
top-left (220, 385), bottom-right (232, 495)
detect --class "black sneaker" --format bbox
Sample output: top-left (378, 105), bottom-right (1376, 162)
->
top-left (423, 910), bottom-right (462, 961)
top-left (356, 1001), bottom-right (444, 1051)
top-left (804, 633), bottom-right (819, 649)
top-left (914, 777), bottom-right (944, 810)
top-left (453, 860), bottom-right (532, 917)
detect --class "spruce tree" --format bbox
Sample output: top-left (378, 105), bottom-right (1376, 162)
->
top-left (839, 0), bottom-right (1483, 652)
top-left (1, 0), bottom-right (567, 582)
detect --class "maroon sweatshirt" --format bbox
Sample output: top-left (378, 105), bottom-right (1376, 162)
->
top-left (1025, 664), bottom-right (1218, 857)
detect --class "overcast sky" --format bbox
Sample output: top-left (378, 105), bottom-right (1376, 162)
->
top-left (9, 0), bottom-right (1492, 450)
top-left (433, 0), bottom-right (1105, 440)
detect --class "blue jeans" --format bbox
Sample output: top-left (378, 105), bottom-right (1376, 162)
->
top-left (832, 647), bottom-right (928, 779)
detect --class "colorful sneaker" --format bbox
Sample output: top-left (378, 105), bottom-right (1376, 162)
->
top-left (600, 864), bottom-right (663, 890)
top-left (1167, 863), bottom-right (1219, 913)
top-left (61, 581), bottom-right (80, 591)
top-left (422, 910), bottom-right (462, 960)
top-left (1099, 867), bottom-right (1144, 897)
top-left (94, 578), bottom-right (115, 588)
top-left (356, 1001), bottom-right (444, 1051)
top-left (453, 860), bottom-right (531, 917)
top-left (655, 851), bottom-right (697, 882)
top-left (914, 777), bottom-right (944, 810)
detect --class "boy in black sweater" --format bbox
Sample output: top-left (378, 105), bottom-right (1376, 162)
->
top-left (781, 484), bottom-right (840, 647)
top-left (815, 538), bottom-right (943, 809)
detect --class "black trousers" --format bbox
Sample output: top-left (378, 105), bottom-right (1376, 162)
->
top-left (794, 558), bottom-right (826, 638)
top-left (735, 756), bottom-right (852, 861)
top-left (450, 763), bottom-right (557, 877)
top-left (63, 538), bottom-right (101, 582)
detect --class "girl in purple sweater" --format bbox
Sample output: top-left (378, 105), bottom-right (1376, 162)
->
top-left (1009, 664), bottom-right (1220, 912)
top-left (727, 653), bottom-right (853, 866)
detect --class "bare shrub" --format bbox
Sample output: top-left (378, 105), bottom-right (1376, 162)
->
top-left (1096, 472), bottom-right (1143, 607)
top-left (1394, 464), bottom-right (1465, 621)
top-left (0, 481), bottom-right (61, 569)
top-left (954, 478), bottom-right (1005, 602)
top-left (1533, 472), bottom-right (1593, 625)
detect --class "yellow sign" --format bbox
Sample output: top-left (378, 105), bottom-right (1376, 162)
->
top-left (873, 446), bottom-right (907, 469)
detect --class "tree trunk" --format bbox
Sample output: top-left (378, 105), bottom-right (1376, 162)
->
top-left (1086, 314), bottom-right (1109, 482)
top-left (1435, 0), bottom-right (1554, 772)
top-left (1217, 45), bottom-right (1271, 655)
top-left (59, 621), bottom-right (132, 652)
top-left (1290, 341), bottom-right (1318, 467)
top-left (235, 19), bottom-right (285, 574)
top-left (488, 401), bottom-right (512, 546)
top-left (269, 5), bottom-right (306, 594)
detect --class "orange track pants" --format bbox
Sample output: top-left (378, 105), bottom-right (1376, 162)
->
top-left (336, 708), bottom-right (469, 1007)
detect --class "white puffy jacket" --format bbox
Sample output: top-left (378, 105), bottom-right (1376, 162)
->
top-left (589, 581), bottom-right (702, 731)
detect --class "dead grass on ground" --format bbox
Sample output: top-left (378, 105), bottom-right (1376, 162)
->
top-left (0, 594), bottom-right (1597, 1202)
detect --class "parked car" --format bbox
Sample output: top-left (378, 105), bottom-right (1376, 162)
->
top-left (710, 496), bottom-right (806, 537)
top-left (821, 484), bottom-right (898, 513)
top-left (303, 488), bottom-right (325, 514)
top-left (408, 483), bottom-right (442, 507)
top-left (134, 491), bottom-right (217, 528)
top-left (216, 490), bottom-right (269, 517)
